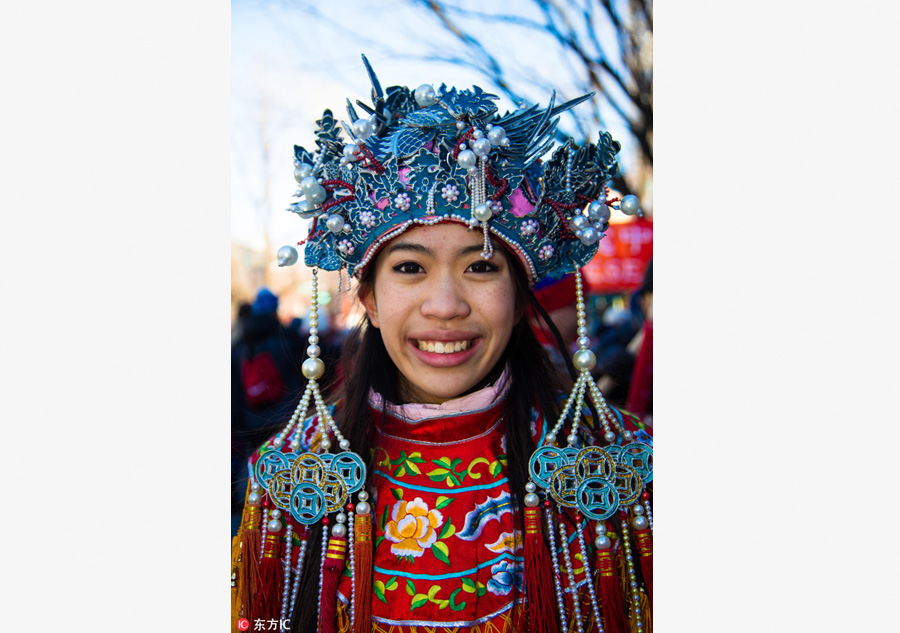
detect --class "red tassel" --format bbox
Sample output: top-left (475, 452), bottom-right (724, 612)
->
top-left (353, 512), bottom-right (373, 633)
top-left (318, 534), bottom-right (347, 633)
top-left (239, 501), bottom-right (262, 620)
top-left (633, 528), bottom-right (653, 606)
top-left (523, 506), bottom-right (560, 633)
top-left (253, 528), bottom-right (284, 623)
top-left (595, 547), bottom-right (628, 633)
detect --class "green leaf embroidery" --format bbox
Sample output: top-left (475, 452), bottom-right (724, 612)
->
top-left (385, 577), bottom-right (398, 591)
top-left (476, 581), bottom-right (487, 597)
top-left (407, 452), bottom-right (426, 464)
top-left (428, 459), bottom-right (465, 486)
top-left (438, 520), bottom-right (456, 539)
top-left (489, 461), bottom-right (502, 476)
top-left (432, 541), bottom-right (450, 565)
top-left (394, 464), bottom-right (407, 477)
top-left (435, 495), bottom-right (454, 510)
top-left (374, 580), bottom-right (387, 603)
top-left (391, 488), bottom-right (404, 501)
top-left (449, 588), bottom-right (467, 611)
top-left (406, 579), bottom-right (416, 596)
top-left (461, 578), bottom-right (476, 593)
top-left (427, 586), bottom-right (441, 600)
top-left (375, 536), bottom-right (385, 548)
top-left (389, 450), bottom-right (408, 466)
top-left (410, 593), bottom-right (429, 609)
top-left (436, 599), bottom-right (449, 609)
top-left (466, 457), bottom-right (490, 480)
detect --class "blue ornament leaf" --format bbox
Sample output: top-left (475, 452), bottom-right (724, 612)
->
top-left (391, 128), bottom-right (435, 158)
top-left (401, 109), bottom-right (449, 128)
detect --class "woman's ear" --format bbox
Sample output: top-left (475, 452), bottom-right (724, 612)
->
top-left (359, 284), bottom-right (380, 328)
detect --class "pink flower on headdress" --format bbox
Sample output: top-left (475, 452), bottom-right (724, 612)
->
top-left (441, 183), bottom-right (459, 203)
top-left (519, 219), bottom-right (539, 237)
top-left (337, 239), bottom-right (355, 255)
top-left (538, 244), bottom-right (554, 261)
top-left (359, 211), bottom-right (377, 229)
top-left (384, 497), bottom-right (444, 558)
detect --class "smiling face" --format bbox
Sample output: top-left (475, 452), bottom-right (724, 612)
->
top-left (360, 222), bottom-right (520, 404)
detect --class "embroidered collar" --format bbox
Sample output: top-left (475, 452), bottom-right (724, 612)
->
top-left (369, 367), bottom-right (510, 444)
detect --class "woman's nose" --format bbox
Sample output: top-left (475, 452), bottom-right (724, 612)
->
top-left (419, 274), bottom-right (471, 320)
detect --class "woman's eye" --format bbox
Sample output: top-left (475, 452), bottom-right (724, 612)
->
top-left (392, 262), bottom-right (423, 274)
top-left (467, 261), bottom-right (499, 273)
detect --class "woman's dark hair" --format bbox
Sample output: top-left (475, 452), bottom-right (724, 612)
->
top-left (289, 244), bottom-right (574, 632)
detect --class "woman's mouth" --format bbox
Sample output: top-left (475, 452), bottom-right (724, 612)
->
top-left (414, 339), bottom-right (474, 354)
top-left (408, 336), bottom-right (481, 367)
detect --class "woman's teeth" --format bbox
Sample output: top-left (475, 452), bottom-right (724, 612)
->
top-left (416, 340), bottom-right (471, 353)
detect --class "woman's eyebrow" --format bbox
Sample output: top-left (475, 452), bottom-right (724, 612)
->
top-left (385, 242), bottom-right (496, 257)
top-left (385, 242), bottom-right (433, 256)
top-left (457, 244), bottom-right (490, 257)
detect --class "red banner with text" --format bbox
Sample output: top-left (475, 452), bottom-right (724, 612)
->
top-left (582, 218), bottom-right (652, 294)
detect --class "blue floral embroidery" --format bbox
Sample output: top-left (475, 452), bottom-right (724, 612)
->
top-left (486, 559), bottom-right (524, 596)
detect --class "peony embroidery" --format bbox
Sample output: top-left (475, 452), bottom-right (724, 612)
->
top-left (384, 497), bottom-right (444, 558)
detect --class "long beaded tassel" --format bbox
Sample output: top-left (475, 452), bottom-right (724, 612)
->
top-left (255, 266), bottom-right (372, 632)
top-left (525, 266), bottom-right (653, 632)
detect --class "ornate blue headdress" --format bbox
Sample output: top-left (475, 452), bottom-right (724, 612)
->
top-left (277, 55), bottom-right (642, 285)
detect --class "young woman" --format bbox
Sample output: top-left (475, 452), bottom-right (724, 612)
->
top-left (231, 58), bottom-right (653, 633)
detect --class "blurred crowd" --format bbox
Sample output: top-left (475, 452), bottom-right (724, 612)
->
top-left (230, 262), bottom-right (652, 536)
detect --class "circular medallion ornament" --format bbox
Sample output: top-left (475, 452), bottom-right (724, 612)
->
top-left (613, 462), bottom-right (643, 507)
top-left (618, 442), bottom-right (653, 483)
top-left (576, 478), bottom-right (620, 521)
top-left (604, 445), bottom-right (623, 462)
top-left (268, 470), bottom-right (294, 511)
top-left (549, 464), bottom-right (579, 508)
top-left (291, 453), bottom-right (326, 486)
top-left (329, 452), bottom-right (367, 493)
top-left (254, 451), bottom-right (294, 491)
top-left (528, 446), bottom-right (568, 489)
top-left (290, 483), bottom-right (326, 525)
top-left (562, 446), bottom-right (580, 464)
top-left (319, 453), bottom-right (335, 469)
top-left (321, 472), bottom-right (348, 513)
top-left (575, 446), bottom-right (616, 482)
